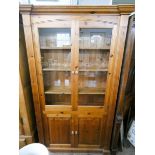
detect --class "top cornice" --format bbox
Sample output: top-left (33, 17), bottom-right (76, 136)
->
top-left (19, 4), bottom-right (135, 15)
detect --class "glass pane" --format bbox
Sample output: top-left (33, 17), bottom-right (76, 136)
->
top-left (39, 28), bottom-right (71, 49)
top-left (79, 28), bottom-right (112, 106)
top-left (39, 28), bottom-right (71, 105)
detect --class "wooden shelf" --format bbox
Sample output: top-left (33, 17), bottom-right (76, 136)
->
top-left (41, 47), bottom-right (109, 50)
top-left (42, 68), bottom-right (107, 72)
top-left (41, 47), bottom-right (71, 50)
top-left (45, 88), bottom-right (105, 95)
top-left (45, 87), bottom-right (71, 94)
top-left (79, 69), bottom-right (108, 72)
top-left (79, 88), bottom-right (105, 94)
top-left (79, 48), bottom-right (110, 50)
top-left (43, 68), bottom-right (70, 71)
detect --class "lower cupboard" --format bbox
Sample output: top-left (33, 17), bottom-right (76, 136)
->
top-left (44, 111), bottom-right (107, 151)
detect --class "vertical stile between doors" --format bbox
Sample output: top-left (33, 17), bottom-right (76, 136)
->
top-left (71, 20), bottom-right (79, 111)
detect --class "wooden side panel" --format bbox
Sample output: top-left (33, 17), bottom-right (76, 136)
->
top-left (103, 15), bottom-right (129, 149)
top-left (117, 15), bottom-right (135, 116)
top-left (22, 14), bottom-right (44, 143)
top-left (19, 20), bottom-right (37, 145)
top-left (48, 115), bottom-right (72, 145)
top-left (111, 14), bottom-right (135, 151)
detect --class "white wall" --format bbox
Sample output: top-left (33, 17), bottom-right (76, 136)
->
top-left (19, 0), bottom-right (112, 5)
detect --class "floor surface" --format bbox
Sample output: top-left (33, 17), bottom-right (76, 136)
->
top-left (50, 153), bottom-right (103, 155)
top-left (49, 146), bottom-right (135, 155)
top-left (49, 147), bottom-right (135, 155)
top-left (49, 141), bottom-right (134, 155)
top-left (117, 146), bottom-right (135, 155)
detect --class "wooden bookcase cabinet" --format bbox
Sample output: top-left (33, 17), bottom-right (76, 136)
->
top-left (20, 5), bottom-right (134, 154)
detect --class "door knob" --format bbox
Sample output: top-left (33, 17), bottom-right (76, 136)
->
top-left (71, 131), bottom-right (74, 135)
top-left (75, 70), bottom-right (78, 74)
top-left (75, 131), bottom-right (78, 135)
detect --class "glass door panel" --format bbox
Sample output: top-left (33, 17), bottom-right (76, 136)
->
top-left (39, 28), bottom-right (71, 105)
top-left (79, 28), bottom-right (112, 106)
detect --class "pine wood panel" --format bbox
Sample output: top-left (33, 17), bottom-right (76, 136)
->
top-left (19, 20), bottom-right (36, 147)
top-left (78, 117), bottom-right (101, 145)
top-left (103, 15), bottom-right (129, 149)
top-left (111, 14), bottom-right (135, 151)
top-left (71, 20), bottom-right (79, 111)
top-left (20, 5), bottom-right (134, 15)
top-left (22, 14), bottom-right (44, 143)
top-left (31, 15), bottom-right (120, 29)
top-left (47, 114), bottom-right (73, 146)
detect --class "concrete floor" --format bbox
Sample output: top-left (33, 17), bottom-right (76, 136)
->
top-left (117, 146), bottom-right (135, 155)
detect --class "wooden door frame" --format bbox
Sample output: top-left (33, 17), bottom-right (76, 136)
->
top-left (73, 15), bottom-right (129, 150)
top-left (31, 17), bottom-right (77, 146)
top-left (77, 15), bottom-right (120, 110)
top-left (31, 16), bottom-right (73, 111)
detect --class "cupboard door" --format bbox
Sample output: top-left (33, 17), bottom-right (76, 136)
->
top-left (77, 117), bottom-right (103, 147)
top-left (47, 114), bottom-right (73, 147)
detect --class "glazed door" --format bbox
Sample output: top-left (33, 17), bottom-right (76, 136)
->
top-left (76, 17), bottom-right (117, 108)
top-left (78, 27), bottom-right (112, 107)
top-left (31, 17), bottom-right (77, 146)
top-left (31, 16), bottom-right (79, 110)
top-left (35, 27), bottom-right (72, 107)
top-left (72, 15), bottom-right (128, 148)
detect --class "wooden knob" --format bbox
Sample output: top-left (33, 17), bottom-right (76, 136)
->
top-left (75, 70), bottom-right (78, 74)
